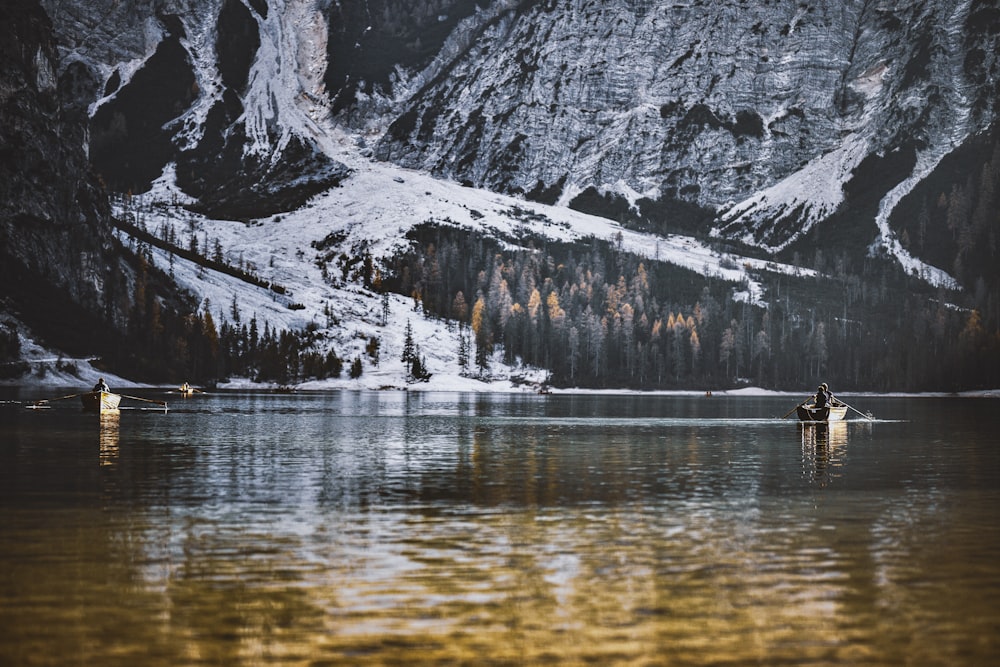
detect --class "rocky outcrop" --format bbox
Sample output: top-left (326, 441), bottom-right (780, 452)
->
top-left (27, 0), bottom-right (1000, 260)
top-left (367, 0), bottom-right (998, 251)
top-left (40, 0), bottom-right (349, 220)
top-left (0, 0), bottom-right (202, 357)
top-left (0, 1), bottom-right (128, 350)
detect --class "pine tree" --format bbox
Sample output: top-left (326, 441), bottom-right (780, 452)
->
top-left (363, 252), bottom-right (374, 290)
top-left (452, 291), bottom-right (468, 322)
top-left (409, 350), bottom-right (432, 382)
top-left (568, 326), bottom-right (580, 382)
top-left (457, 323), bottom-right (470, 372)
top-left (366, 336), bottom-right (380, 365)
top-left (472, 297), bottom-right (492, 374)
top-left (402, 320), bottom-right (415, 364)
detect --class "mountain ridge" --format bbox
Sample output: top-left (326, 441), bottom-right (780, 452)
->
top-left (2, 0), bottom-right (998, 390)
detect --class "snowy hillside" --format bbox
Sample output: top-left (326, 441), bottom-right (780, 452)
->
top-left (114, 127), bottom-right (814, 390)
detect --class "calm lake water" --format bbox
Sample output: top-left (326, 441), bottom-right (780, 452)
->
top-left (0, 390), bottom-right (998, 666)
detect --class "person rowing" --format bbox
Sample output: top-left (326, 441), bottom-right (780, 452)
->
top-left (814, 382), bottom-right (845, 408)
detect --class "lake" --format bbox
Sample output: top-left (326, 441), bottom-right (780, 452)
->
top-left (0, 390), bottom-right (998, 665)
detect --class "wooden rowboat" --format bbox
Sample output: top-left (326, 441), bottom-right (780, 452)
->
top-left (796, 404), bottom-right (848, 422)
top-left (81, 390), bottom-right (122, 414)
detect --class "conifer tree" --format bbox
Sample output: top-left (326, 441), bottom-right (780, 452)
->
top-left (367, 336), bottom-right (380, 365)
top-left (472, 297), bottom-right (492, 374)
top-left (457, 323), bottom-right (470, 372)
top-left (452, 291), bottom-right (468, 322)
top-left (402, 320), bottom-right (415, 364)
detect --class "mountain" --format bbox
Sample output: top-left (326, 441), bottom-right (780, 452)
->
top-left (38, 0), bottom-right (1000, 275)
top-left (0, 1), bottom-right (196, 374)
top-left (2, 0), bottom-right (998, 390)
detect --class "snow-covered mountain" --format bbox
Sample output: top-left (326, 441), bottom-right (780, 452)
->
top-left (4, 0), bottom-right (999, 390)
top-left (367, 0), bottom-right (998, 283)
top-left (41, 0), bottom-right (999, 266)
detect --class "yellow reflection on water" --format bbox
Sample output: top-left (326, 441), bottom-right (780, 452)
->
top-left (4, 397), bottom-right (999, 666)
top-left (2, 498), bottom-right (997, 665)
top-left (99, 412), bottom-right (120, 467)
top-left (301, 508), bottom-right (864, 665)
top-left (800, 421), bottom-right (848, 486)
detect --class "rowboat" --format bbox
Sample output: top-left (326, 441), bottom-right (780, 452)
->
top-left (796, 404), bottom-right (848, 422)
top-left (80, 390), bottom-right (122, 414)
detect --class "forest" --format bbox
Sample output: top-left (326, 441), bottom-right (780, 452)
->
top-left (383, 220), bottom-right (999, 392)
top-left (6, 186), bottom-right (997, 392)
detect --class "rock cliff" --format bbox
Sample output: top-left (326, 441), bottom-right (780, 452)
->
top-left (34, 0), bottom-right (998, 256)
top-left (368, 0), bottom-right (998, 253)
top-left (41, 0), bottom-right (350, 220)
top-left (0, 1), bottom-right (127, 351)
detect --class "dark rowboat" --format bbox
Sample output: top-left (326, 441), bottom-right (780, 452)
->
top-left (81, 390), bottom-right (122, 414)
top-left (796, 404), bottom-right (847, 422)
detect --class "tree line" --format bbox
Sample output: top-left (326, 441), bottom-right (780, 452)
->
top-left (72, 191), bottom-right (999, 391)
top-left (383, 222), bottom-right (999, 391)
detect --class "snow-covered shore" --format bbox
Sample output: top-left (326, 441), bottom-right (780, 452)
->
top-left (4, 342), bottom-right (996, 400)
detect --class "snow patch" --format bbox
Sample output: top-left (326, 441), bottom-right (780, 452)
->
top-left (0, 317), bottom-right (144, 389)
top-left (713, 133), bottom-right (871, 252)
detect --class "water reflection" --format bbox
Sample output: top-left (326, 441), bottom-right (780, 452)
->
top-left (800, 421), bottom-right (848, 485)
top-left (1, 393), bottom-right (999, 666)
top-left (98, 412), bottom-right (120, 467)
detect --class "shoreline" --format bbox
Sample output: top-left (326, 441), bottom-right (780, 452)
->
top-left (3, 368), bottom-right (997, 400)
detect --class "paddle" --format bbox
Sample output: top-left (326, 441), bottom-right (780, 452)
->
top-left (119, 394), bottom-right (169, 410)
top-left (31, 392), bottom-right (83, 406)
top-left (781, 398), bottom-right (811, 419)
top-left (839, 400), bottom-right (874, 421)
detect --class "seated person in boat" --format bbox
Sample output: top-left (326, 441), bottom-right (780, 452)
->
top-left (819, 382), bottom-right (843, 406)
top-left (813, 384), bottom-right (829, 408)
top-left (93, 377), bottom-right (110, 393)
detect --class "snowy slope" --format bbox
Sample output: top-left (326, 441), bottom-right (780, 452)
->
top-left (116, 127), bottom-right (815, 390)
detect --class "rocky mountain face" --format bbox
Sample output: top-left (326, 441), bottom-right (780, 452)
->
top-left (3, 0), bottom-right (997, 387)
top-left (35, 0), bottom-right (998, 251)
top-left (0, 1), bottom-right (130, 352)
top-left (41, 0), bottom-right (350, 220)
top-left (368, 0), bottom-right (999, 251)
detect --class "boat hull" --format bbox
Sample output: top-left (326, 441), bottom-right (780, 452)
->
top-left (796, 404), bottom-right (847, 422)
top-left (81, 391), bottom-right (121, 413)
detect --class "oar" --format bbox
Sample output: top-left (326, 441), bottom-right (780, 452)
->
top-left (31, 392), bottom-right (84, 406)
top-left (839, 400), bottom-right (874, 421)
top-left (781, 398), bottom-right (810, 419)
top-left (119, 394), bottom-right (169, 410)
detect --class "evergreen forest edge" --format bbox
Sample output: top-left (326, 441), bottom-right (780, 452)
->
top-left (3, 206), bottom-right (998, 392)
top-left (3, 126), bottom-right (999, 392)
